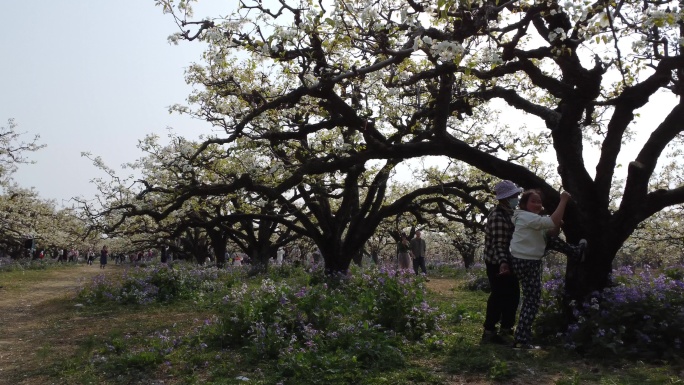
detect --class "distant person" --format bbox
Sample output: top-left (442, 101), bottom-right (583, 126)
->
top-left (100, 246), bottom-right (108, 269)
top-left (397, 233), bottom-right (412, 271)
top-left (276, 248), bottom-right (284, 266)
top-left (410, 230), bottom-right (428, 278)
top-left (161, 247), bottom-right (168, 264)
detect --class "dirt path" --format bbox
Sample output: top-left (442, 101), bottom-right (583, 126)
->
top-left (0, 264), bottom-right (121, 385)
top-left (425, 277), bottom-right (458, 297)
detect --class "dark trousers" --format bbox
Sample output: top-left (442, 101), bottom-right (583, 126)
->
top-left (483, 262), bottom-right (520, 332)
top-left (412, 257), bottom-right (427, 275)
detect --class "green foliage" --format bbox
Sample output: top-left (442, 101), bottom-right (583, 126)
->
top-left (663, 265), bottom-right (684, 281)
top-left (536, 266), bottom-right (684, 360)
top-left (488, 359), bottom-right (512, 381)
top-left (77, 263), bottom-right (243, 305)
top-left (0, 258), bottom-right (55, 272)
top-left (48, 263), bottom-right (683, 384)
top-left (182, 266), bottom-right (442, 382)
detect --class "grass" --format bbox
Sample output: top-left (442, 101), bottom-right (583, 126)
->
top-left (2, 262), bottom-right (683, 384)
top-left (0, 265), bottom-right (69, 290)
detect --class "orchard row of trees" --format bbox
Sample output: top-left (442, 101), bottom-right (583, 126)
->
top-left (0, 119), bottom-right (94, 257)
top-left (79, 0), bottom-right (684, 300)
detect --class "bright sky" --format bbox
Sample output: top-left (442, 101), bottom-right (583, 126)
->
top-left (2, 1), bottom-right (227, 206)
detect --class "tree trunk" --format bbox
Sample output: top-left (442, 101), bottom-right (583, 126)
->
top-left (351, 251), bottom-right (363, 267)
top-left (248, 244), bottom-right (275, 274)
top-left (323, 253), bottom-right (351, 275)
top-left (563, 215), bottom-right (628, 302)
top-left (208, 230), bottom-right (228, 268)
top-left (454, 242), bottom-right (477, 269)
top-left (214, 243), bottom-right (226, 268)
top-left (461, 249), bottom-right (476, 269)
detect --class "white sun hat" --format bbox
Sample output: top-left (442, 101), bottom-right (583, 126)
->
top-left (494, 180), bottom-right (523, 200)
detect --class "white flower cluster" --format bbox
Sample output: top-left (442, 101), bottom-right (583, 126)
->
top-left (631, 35), bottom-right (648, 51)
top-left (386, 87), bottom-right (401, 96)
top-left (399, 7), bottom-right (420, 27)
top-left (432, 41), bottom-right (465, 62)
top-left (167, 32), bottom-right (183, 45)
top-left (260, 278), bottom-right (278, 294)
top-left (259, 42), bottom-right (270, 55)
top-left (360, 7), bottom-right (379, 25)
top-left (206, 47), bottom-right (226, 64)
top-left (274, 26), bottom-right (298, 42)
top-left (548, 27), bottom-right (567, 42)
top-left (216, 100), bottom-right (234, 115)
top-left (480, 47), bottom-right (503, 65)
top-left (204, 27), bottom-right (224, 42)
top-left (303, 73), bottom-right (318, 88)
top-left (177, 140), bottom-right (195, 158)
top-left (413, 36), bottom-right (465, 63)
top-left (643, 9), bottom-right (677, 28)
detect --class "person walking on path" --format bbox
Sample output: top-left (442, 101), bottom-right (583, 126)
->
top-left (481, 180), bottom-right (522, 345)
top-left (410, 230), bottom-right (428, 278)
top-left (510, 189), bottom-right (586, 349)
top-left (100, 246), bottom-right (108, 269)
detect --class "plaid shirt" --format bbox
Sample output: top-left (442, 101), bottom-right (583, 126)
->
top-left (483, 204), bottom-right (515, 266)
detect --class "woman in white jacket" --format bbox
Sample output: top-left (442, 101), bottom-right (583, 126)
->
top-left (510, 190), bottom-right (585, 349)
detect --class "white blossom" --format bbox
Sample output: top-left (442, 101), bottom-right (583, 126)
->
top-left (412, 36), bottom-right (421, 51)
top-left (481, 48), bottom-right (503, 65)
top-left (643, 9), bottom-right (676, 28)
top-left (548, 28), bottom-right (567, 41)
top-left (205, 28), bottom-right (223, 42)
top-left (430, 41), bottom-right (464, 62)
top-left (360, 7), bottom-right (378, 24)
top-left (303, 73), bottom-right (318, 87)
top-left (167, 33), bottom-right (182, 45)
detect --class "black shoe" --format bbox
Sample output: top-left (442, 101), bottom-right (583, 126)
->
top-left (498, 328), bottom-right (515, 344)
top-left (481, 330), bottom-right (507, 345)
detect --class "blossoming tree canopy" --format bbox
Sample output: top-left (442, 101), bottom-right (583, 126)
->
top-left (149, 0), bottom-right (684, 296)
top-left (0, 119), bottom-right (44, 186)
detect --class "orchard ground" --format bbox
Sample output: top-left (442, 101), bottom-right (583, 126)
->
top-left (0, 263), bottom-right (682, 385)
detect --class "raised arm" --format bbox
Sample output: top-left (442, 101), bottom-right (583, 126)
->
top-left (549, 191), bottom-right (571, 227)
